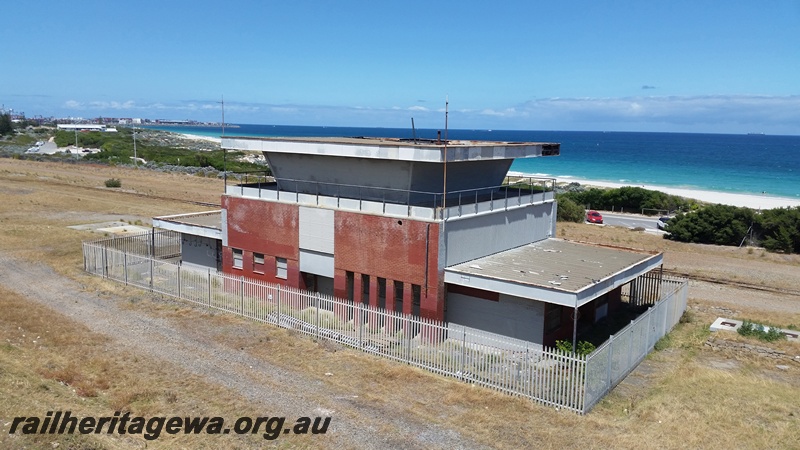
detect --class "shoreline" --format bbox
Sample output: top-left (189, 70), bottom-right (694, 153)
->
top-left (509, 172), bottom-right (800, 210)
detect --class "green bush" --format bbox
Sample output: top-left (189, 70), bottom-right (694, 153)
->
top-left (104, 178), bottom-right (122, 188)
top-left (559, 186), bottom-right (693, 214)
top-left (556, 196), bottom-right (586, 222)
top-left (737, 320), bottom-right (786, 342)
top-left (666, 204), bottom-right (800, 254)
top-left (555, 339), bottom-right (596, 356)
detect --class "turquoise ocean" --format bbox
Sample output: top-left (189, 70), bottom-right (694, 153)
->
top-left (148, 124), bottom-right (800, 201)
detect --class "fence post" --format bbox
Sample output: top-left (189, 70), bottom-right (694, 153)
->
top-left (207, 269), bottom-right (212, 308)
top-left (177, 264), bottom-right (181, 299)
top-left (460, 328), bottom-right (467, 380)
top-left (628, 320), bottom-right (635, 369)
top-left (405, 314), bottom-right (412, 363)
top-left (358, 303), bottom-right (364, 350)
top-left (103, 246), bottom-right (108, 278)
top-left (240, 276), bottom-right (245, 316)
top-left (149, 256), bottom-right (154, 292)
top-left (124, 252), bottom-right (128, 285)
top-left (315, 293), bottom-right (320, 341)
top-left (607, 334), bottom-right (614, 391)
top-left (277, 287), bottom-right (282, 326)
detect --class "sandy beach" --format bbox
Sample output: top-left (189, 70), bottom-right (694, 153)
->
top-left (507, 172), bottom-right (800, 210)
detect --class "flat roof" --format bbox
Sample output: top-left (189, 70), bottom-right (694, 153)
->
top-left (152, 210), bottom-right (222, 240)
top-left (444, 239), bottom-right (663, 307)
top-left (222, 136), bottom-right (559, 163)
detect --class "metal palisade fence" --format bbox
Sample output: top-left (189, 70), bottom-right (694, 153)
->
top-left (82, 231), bottom-right (687, 414)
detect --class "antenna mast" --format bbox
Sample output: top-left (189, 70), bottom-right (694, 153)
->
top-left (442, 96), bottom-right (449, 211)
top-left (219, 95), bottom-right (226, 186)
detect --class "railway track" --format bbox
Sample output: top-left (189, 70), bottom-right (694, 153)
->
top-left (662, 268), bottom-right (800, 297)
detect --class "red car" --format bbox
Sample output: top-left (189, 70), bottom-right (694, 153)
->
top-left (586, 210), bottom-right (603, 224)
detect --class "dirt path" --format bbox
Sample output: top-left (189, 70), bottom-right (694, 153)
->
top-left (0, 253), bottom-right (485, 449)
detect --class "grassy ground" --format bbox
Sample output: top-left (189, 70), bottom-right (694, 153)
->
top-left (1, 158), bottom-right (798, 449)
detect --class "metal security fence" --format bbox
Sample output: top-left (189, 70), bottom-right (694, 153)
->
top-left (83, 230), bottom-right (181, 259)
top-left (583, 276), bottom-right (688, 411)
top-left (82, 239), bottom-right (687, 414)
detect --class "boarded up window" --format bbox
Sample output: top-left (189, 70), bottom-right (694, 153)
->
top-left (232, 248), bottom-right (243, 269)
top-left (276, 257), bottom-right (287, 279)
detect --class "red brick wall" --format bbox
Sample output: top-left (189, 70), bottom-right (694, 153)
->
top-left (334, 212), bottom-right (443, 320)
top-left (221, 196), bottom-right (302, 287)
top-left (221, 197), bottom-right (445, 320)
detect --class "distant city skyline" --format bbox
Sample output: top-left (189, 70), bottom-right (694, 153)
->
top-left (3, 1), bottom-right (799, 135)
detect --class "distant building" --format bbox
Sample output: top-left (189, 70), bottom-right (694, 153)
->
top-left (155, 135), bottom-right (664, 346)
top-left (56, 124), bottom-right (108, 132)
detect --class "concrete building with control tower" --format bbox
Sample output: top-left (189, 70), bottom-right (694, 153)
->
top-left (154, 135), bottom-right (664, 346)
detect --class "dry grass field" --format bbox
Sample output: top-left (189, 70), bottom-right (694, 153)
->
top-left (1, 158), bottom-right (798, 449)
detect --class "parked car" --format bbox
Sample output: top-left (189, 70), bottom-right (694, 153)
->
top-left (586, 210), bottom-right (603, 224)
top-left (657, 216), bottom-right (672, 230)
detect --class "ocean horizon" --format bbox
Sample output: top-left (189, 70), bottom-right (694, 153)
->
top-left (147, 124), bottom-right (800, 202)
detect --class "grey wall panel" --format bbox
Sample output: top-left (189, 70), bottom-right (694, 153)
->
top-left (299, 249), bottom-right (334, 278)
top-left (446, 292), bottom-right (544, 344)
top-left (181, 235), bottom-right (220, 271)
top-left (444, 202), bottom-right (554, 266)
top-left (299, 206), bottom-right (334, 253)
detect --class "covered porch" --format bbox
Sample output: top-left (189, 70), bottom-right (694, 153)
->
top-left (443, 238), bottom-right (664, 348)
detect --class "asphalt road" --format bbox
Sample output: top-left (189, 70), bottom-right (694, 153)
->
top-left (589, 212), bottom-right (666, 232)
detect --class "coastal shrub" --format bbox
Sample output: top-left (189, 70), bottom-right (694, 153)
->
top-left (559, 186), bottom-right (692, 214)
top-left (104, 178), bottom-right (122, 188)
top-left (0, 114), bottom-right (12, 135)
top-left (737, 320), bottom-right (786, 342)
top-left (666, 204), bottom-right (800, 254)
top-left (757, 207), bottom-right (800, 253)
top-left (666, 204), bottom-right (755, 246)
top-left (556, 196), bottom-right (585, 222)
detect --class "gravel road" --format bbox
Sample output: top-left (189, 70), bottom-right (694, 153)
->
top-left (0, 253), bottom-right (486, 449)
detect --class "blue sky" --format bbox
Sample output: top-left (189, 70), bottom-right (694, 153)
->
top-left (2, 1), bottom-right (799, 134)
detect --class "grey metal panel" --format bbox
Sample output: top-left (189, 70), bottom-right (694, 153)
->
top-left (444, 202), bottom-right (554, 266)
top-left (299, 206), bottom-right (334, 253)
top-left (316, 276), bottom-right (334, 297)
top-left (446, 292), bottom-right (545, 344)
top-left (181, 235), bottom-right (220, 271)
top-left (299, 249), bottom-right (334, 278)
top-left (221, 209), bottom-right (228, 247)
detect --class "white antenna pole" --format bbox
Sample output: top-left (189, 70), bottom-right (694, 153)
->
top-left (442, 96), bottom-right (449, 211)
top-left (133, 123), bottom-right (137, 168)
top-left (219, 95), bottom-right (226, 187)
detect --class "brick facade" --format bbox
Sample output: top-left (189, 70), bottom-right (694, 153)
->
top-left (221, 196), bottom-right (444, 320)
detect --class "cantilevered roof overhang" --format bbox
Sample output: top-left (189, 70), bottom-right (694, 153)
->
top-left (221, 136), bottom-right (560, 163)
top-left (152, 210), bottom-right (222, 240)
top-left (444, 239), bottom-right (663, 308)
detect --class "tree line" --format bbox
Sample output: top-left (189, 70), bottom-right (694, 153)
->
top-left (556, 186), bottom-right (800, 254)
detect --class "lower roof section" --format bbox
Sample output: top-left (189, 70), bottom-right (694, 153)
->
top-left (444, 239), bottom-right (663, 308)
top-left (152, 210), bottom-right (222, 240)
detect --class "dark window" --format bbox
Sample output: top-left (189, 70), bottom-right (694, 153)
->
top-left (377, 277), bottom-right (387, 310)
top-left (361, 274), bottom-right (370, 303)
top-left (345, 271), bottom-right (354, 302)
top-left (394, 281), bottom-right (404, 312)
top-left (412, 284), bottom-right (421, 317)
top-left (545, 304), bottom-right (562, 333)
